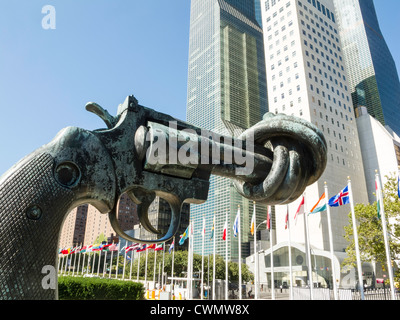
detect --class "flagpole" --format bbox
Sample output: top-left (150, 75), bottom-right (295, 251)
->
top-left (102, 248), bottom-right (107, 277)
top-left (145, 245), bottom-right (148, 288)
top-left (225, 209), bottom-right (229, 300)
top-left (154, 247), bottom-right (157, 287)
top-left (190, 220), bottom-right (194, 299)
top-left (324, 182), bottom-right (338, 300)
top-left (171, 237), bottom-right (175, 294)
top-left (303, 193), bottom-right (314, 300)
top-left (212, 214), bottom-right (216, 300)
top-left (91, 250), bottom-right (96, 276)
top-left (79, 249), bottom-right (84, 275)
top-left (109, 242), bottom-right (114, 278)
top-left (253, 202), bottom-right (258, 300)
top-left (122, 243), bottom-right (128, 280)
top-left (375, 171), bottom-right (396, 300)
top-left (115, 242), bottom-right (120, 279)
top-left (187, 220), bottom-right (192, 300)
top-left (162, 242), bottom-right (165, 288)
top-left (129, 247), bottom-right (134, 280)
top-left (86, 249), bottom-right (90, 276)
top-left (72, 248), bottom-right (77, 276)
top-left (97, 249), bottom-right (101, 277)
top-left (269, 206), bottom-right (275, 300)
top-left (201, 216), bottom-right (205, 300)
top-left (137, 250), bottom-right (141, 281)
top-left (77, 245), bottom-right (82, 275)
top-left (348, 177), bottom-right (365, 300)
top-left (287, 205), bottom-right (294, 300)
top-left (237, 205), bottom-right (242, 300)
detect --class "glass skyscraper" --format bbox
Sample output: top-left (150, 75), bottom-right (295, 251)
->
top-left (333, 0), bottom-right (400, 135)
top-left (186, 0), bottom-right (268, 261)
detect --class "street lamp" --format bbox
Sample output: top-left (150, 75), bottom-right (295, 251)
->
top-left (254, 220), bottom-right (267, 300)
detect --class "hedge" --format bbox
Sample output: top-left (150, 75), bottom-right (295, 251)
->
top-left (58, 276), bottom-right (145, 300)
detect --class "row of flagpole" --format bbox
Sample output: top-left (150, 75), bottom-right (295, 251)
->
top-left (58, 171), bottom-right (396, 300)
top-left (268, 172), bottom-right (396, 300)
top-left (58, 241), bottom-right (174, 288)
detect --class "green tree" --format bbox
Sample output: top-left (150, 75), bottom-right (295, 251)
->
top-left (129, 250), bottom-right (253, 283)
top-left (343, 174), bottom-right (400, 285)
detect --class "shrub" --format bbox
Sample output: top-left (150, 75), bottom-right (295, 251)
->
top-left (58, 276), bottom-right (145, 300)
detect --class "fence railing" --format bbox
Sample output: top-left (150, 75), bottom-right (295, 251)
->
top-left (293, 287), bottom-right (399, 300)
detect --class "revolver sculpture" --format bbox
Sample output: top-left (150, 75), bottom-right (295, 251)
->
top-left (0, 95), bottom-right (327, 299)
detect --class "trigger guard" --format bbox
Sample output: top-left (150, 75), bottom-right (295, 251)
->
top-left (108, 195), bottom-right (182, 244)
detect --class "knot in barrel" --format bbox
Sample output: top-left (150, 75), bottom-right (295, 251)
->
top-left (233, 113), bottom-right (327, 205)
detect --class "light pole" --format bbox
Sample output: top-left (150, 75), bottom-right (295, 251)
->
top-left (254, 220), bottom-right (267, 299)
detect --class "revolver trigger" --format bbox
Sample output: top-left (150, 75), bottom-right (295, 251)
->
top-left (127, 190), bottom-right (161, 235)
top-left (85, 102), bottom-right (117, 129)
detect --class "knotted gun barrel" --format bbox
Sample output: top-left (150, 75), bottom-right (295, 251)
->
top-left (0, 95), bottom-right (327, 299)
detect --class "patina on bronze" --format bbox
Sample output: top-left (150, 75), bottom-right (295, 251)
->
top-left (0, 95), bottom-right (327, 299)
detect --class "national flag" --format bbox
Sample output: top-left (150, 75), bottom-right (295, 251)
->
top-left (86, 245), bottom-right (93, 253)
top-left (328, 185), bottom-right (350, 207)
top-left (108, 243), bottom-right (118, 251)
top-left (266, 206), bottom-right (271, 231)
top-left (250, 205), bottom-right (256, 236)
top-left (92, 244), bottom-right (103, 251)
top-left (285, 208), bottom-right (289, 230)
top-left (397, 173), bottom-right (400, 199)
top-left (309, 193), bottom-right (327, 214)
top-left (294, 196), bottom-right (304, 220)
top-left (80, 246), bottom-right (87, 253)
top-left (126, 243), bottom-right (139, 253)
top-left (179, 224), bottom-right (190, 245)
top-left (222, 220), bottom-right (227, 241)
top-left (169, 241), bottom-right (175, 254)
top-left (202, 217), bottom-right (206, 238)
top-left (210, 216), bottom-right (215, 240)
top-left (70, 246), bottom-right (77, 254)
top-left (137, 244), bottom-right (147, 252)
top-left (102, 243), bottom-right (112, 251)
top-left (375, 177), bottom-right (382, 219)
top-left (233, 207), bottom-right (240, 238)
top-left (147, 243), bottom-right (156, 250)
top-left (155, 244), bottom-right (163, 251)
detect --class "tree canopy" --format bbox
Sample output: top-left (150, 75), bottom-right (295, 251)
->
top-left (343, 174), bottom-right (400, 285)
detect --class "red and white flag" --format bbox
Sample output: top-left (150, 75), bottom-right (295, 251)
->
top-left (267, 206), bottom-right (271, 231)
top-left (222, 220), bottom-right (227, 241)
top-left (294, 196), bottom-right (305, 220)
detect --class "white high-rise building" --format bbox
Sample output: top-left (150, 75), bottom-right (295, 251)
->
top-left (260, 0), bottom-right (368, 257)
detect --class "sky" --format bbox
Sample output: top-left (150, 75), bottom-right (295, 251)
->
top-left (0, 0), bottom-right (399, 176)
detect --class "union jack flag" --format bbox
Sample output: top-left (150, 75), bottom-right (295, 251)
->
top-left (328, 185), bottom-right (350, 207)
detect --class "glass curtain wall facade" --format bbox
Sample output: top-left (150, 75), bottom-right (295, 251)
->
top-left (333, 0), bottom-right (400, 135)
top-left (186, 0), bottom-right (268, 261)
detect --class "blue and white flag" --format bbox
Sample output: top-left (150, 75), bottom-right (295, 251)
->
top-left (233, 207), bottom-right (240, 237)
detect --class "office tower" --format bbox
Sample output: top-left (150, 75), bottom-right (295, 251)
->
top-left (186, 0), bottom-right (268, 261)
top-left (59, 194), bottom-right (139, 248)
top-left (138, 198), bottom-right (190, 251)
top-left (58, 204), bottom-right (88, 248)
top-left (333, 0), bottom-right (400, 136)
top-left (260, 0), bottom-right (368, 254)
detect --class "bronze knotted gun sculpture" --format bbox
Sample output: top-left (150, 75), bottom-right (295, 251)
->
top-left (0, 95), bottom-right (327, 299)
